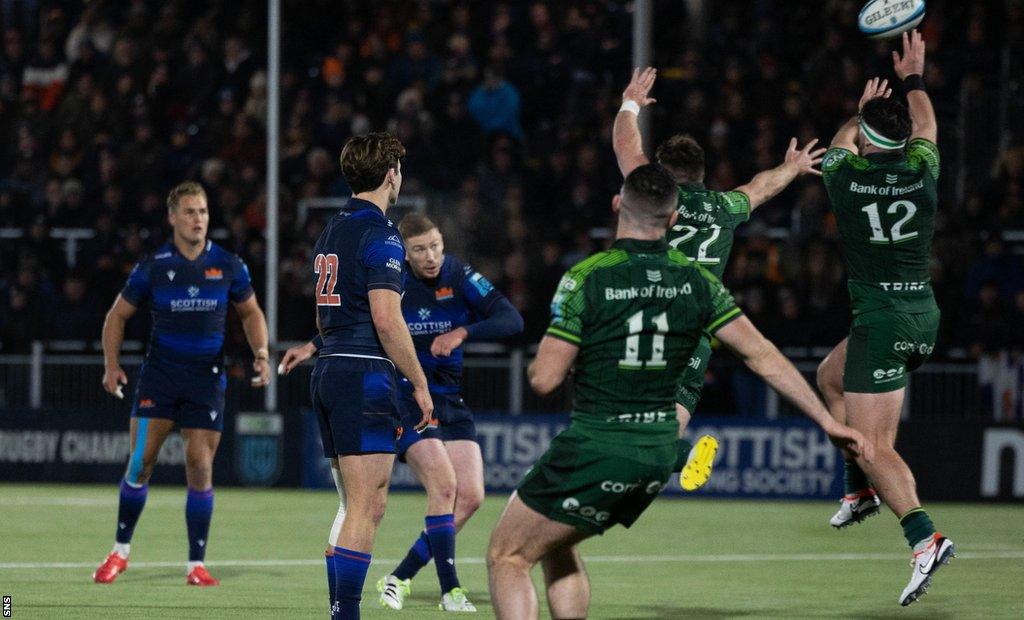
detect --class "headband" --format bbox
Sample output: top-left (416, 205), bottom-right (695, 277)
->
top-left (859, 117), bottom-right (907, 150)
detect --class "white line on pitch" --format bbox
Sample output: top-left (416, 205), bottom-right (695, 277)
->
top-left (2, 550), bottom-right (1022, 570)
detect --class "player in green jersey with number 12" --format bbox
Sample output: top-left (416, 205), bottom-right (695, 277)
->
top-left (486, 164), bottom-right (872, 620)
top-left (613, 67), bottom-right (827, 489)
top-left (817, 31), bottom-right (953, 607)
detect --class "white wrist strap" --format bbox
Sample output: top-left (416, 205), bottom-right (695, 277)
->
top-left (619, 100), bottom-right (641, 115)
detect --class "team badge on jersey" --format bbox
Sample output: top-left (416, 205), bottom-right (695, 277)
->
top-left (204, 267), bottom-right (224, 280)
top-left (436, 286), bottom-right (454, 301)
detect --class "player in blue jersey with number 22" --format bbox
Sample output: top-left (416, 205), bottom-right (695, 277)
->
top-left (282, 213), bottom-right (523, 612)
top-left (300, 133), bottom-right (433, 619)
top-left (93, 181), bottom-right (270, 587)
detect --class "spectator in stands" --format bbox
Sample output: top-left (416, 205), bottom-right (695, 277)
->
top-left (467, 65), bottom-right (522, 139)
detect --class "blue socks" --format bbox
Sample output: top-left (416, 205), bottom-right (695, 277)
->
top-left (424, 514), bottom-right (459, 594)
top-left (185, 487), bottom-right (214, 562)
top-left (393, 531), bottom-right (432, 580)
top-left (328, 546), bottom-right (371, 619)
top-left (116, 479), bottom-right (148, 544)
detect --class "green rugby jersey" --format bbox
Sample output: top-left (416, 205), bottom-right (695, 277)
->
top-left (546, 238), bottom-right (742, 445)
top-left (666, 183), bottom-right (751, 280)
top-left (822, 139), bottom-right (940, 315)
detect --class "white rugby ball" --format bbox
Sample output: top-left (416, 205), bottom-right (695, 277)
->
top-left (858, 0), bottom-right (926, 39)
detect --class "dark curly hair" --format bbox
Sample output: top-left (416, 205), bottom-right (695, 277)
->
top-left (656, 134), bottom-right (705, 182)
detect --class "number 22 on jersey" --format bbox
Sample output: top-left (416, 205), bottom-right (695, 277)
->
top-left (314, 253), bottom-right (341, 306)
top-left (669, 224), bottom-right (721, 264)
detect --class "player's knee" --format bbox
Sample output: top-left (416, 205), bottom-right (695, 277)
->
top-left (456, 489), bottom-right (483, 521)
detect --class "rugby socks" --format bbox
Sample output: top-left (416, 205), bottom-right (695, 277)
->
top-left (843, 459), bottom-right (872, 495)
top-left (185, 487), bottom-right (215, 562)
top-left (900, 507), bottom-right (936, 548)
top-left (673, 438), bottom-right (694, 471)
top-left (392, 531), bottom-right (432, 580)
top-left (425, 513), bottom-right (459, 594)
top-left (329, 546), bottom-right (371, 619)
top-left (115, 479), bottom-right (148, 552)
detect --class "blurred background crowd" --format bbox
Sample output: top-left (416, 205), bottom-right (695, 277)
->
top-left (1, 0), bottom-right (1022, 373)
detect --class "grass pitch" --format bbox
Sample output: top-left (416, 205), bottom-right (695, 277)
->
top-left (1, 484), bottom-right (1021, 618)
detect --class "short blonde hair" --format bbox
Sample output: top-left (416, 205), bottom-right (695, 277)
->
top-left (167, 181), bottom-right (207, 211)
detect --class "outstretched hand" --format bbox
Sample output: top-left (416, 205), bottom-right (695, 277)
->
top-left (859, 77), bottom-right (892, 112)
top-left (622, 67), bottom-right (657, 108)
top-left (784, 138), bottom-right (827, 176)
top-left (825, 421), bottom-right (875, 464)
top-left (893, 29), bottom-right (925, 80)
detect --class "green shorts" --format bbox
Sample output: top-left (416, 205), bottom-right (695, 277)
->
top-left (516, 427), bottom-right (675, 535)
top-left (844, 307), bottom-right (940, 393)
top-left (674, 334), bottom-right (713, 411)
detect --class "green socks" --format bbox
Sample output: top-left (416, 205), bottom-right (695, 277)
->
top-left (900, 508), bottom-right (936, 547)
top-left (843, 459), bottom-right (871, 495)
top-left (673, 438), bottom-right (694, 471)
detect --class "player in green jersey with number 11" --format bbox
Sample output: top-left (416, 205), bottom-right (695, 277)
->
top-left (486, 164), bottom-right (872, 619)
top-left (817, 31), bottom-right (953, 607)
top-left (612, 67), bottom-right (827, 488)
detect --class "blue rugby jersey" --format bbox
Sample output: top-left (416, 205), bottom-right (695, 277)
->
top-left (402, 254), bottom-right (518, 393)
top-left (313, 198), bottom-right (405, 359)
top-left (121, 240), bottom-right (254, 365)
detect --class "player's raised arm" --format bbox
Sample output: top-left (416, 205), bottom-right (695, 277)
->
top-left (893, 30), bottom-right (936, 144)
top-left (714, 315), bottom-right (874, 463)
top-left (101, 294), bottom-right (137, 398)
top-left (732, 138), bottom-right (826, 210)
top-left (612, 67), bottom-right (657, 177)
top-left (369, 288), bottom-right (433, 428)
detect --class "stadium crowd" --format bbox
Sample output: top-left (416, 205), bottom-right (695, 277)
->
top-left (0, 0), bottom-right (1022, 367)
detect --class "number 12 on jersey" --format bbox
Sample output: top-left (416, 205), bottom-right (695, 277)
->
top-left (619, 309), bottom-right (669, 370)
top-left (314, 253), bottom-right (341, 306)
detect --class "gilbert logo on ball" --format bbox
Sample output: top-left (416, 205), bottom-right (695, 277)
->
top-left (858, 0), bottom-right (925, 39)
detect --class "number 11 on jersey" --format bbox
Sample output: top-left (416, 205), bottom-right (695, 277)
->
top-left (619, 310), bottom-right (669, 370)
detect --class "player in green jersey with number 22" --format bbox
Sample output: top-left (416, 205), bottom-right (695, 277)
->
top-left (817, 31), bottom-right (953, 607)
top-left (613, 67), bottom-right (827, 488)
top-left (486, 164), bottom-right (872, 620)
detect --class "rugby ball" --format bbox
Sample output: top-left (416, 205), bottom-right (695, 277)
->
top-left (858, 0), bottom-right (925, 39)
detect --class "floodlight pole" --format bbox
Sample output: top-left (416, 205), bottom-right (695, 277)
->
top-left (632, 0), bottom-right (653, 144)
top-left (265, 0), bottom-right (280, 412)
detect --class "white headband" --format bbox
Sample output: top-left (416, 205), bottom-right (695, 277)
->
top-left (859, 118), bottom-right (907, 150)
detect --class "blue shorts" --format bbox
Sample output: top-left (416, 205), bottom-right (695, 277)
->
top-left (131, 360), bottom-right (227, 432)
top-left (396, 390), bottom-right (477, 459)
top-left (311, 355), bottom-right (402, 457)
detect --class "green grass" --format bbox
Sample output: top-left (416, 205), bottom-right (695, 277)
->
top-left (1, 484), bottom-right (1022, 618)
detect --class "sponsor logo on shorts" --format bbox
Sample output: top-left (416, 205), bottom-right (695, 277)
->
top-left (600, 480), bottom-right (640, 493)
top-left (877, 280), bottom-right (928, 291)
top-left (606, 411), bottom-right (672, 424)
top-left (561, 497), bottom-right (609, 523)
top-left (872, 366), bottom-right (906, 383)
top-left (893, 341), bottom-right (934, 355)
top-left (646, 481), bottom-right (665, 494)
